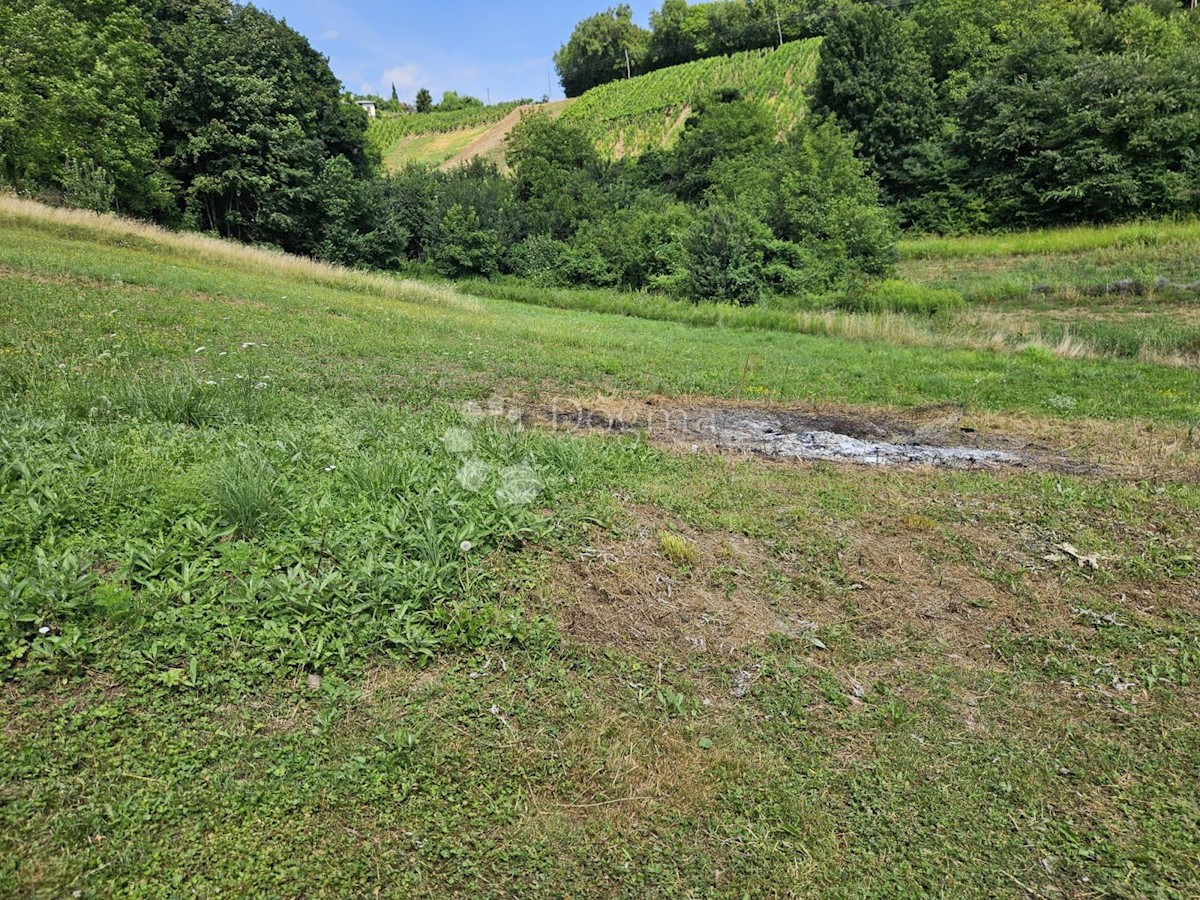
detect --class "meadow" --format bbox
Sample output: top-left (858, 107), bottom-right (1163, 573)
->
top-left (1, 196), bottom-right (1199, 897)
top-left (366, 102), bottom-right (525, 161)
top-left (452, 218), bottom-right (1200, 371)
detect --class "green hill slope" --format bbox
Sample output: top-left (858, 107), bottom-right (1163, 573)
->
top-left (371, 39), bottom-right (821, 170)
top-left (560, 38), bottom-right (822, 159)
top-left (367, 102), bottom-right (525, 169)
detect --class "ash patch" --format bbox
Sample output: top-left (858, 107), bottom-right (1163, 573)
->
top-left (544, 399), bottom-right (1090, 472)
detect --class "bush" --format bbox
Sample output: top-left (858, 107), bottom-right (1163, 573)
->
top-left (434, 204), bottom-right (502, 277)
top-left (679, 206), bottom-right (773, 306)
top-left (505, 235), bottom-right (572, 287)
top-left (60, 157), bottom-right (116, 213)
top-left (837, 279), bottom-right (966, 315)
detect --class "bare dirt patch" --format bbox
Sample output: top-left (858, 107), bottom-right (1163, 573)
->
top-left (439, 100), bottom-right (574, 172)
top-left (542, 396), bottom-right (1096, 472)
top-left (550, 506), bottom-right (797, 659)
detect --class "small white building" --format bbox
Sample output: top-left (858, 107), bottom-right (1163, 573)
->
top-left (355, 100), bottom-right (377, 118)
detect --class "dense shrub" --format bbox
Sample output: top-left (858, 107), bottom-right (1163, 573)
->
top-left (505, 235), bottom-right (572, 287)
top-left (434, 204), bottom-right (501, 277)
top-left (678, 205), bottom-right (773, 306)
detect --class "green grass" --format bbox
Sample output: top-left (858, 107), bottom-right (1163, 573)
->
top-left (560, 38), bottom-right (822, 159)
top-left (366, 102), bottom-right (524, 163)
top-left (898, 219), bottom-right (1200, 261)
top-left (381, 124), bottom-right (495, 169)
top-left (448, 213), bottom-right (1200, 368)
top-left (3, 198), bottom-right (1200, 896)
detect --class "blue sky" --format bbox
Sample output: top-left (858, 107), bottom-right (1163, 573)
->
top-left (257, 1), bottom-right (656, 104)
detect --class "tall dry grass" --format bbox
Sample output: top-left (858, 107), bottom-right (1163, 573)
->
top-left (0, 193), bottom-right (474, 310)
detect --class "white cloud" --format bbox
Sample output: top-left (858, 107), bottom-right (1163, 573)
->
top-left (381, 63), bottom-right (423, 92)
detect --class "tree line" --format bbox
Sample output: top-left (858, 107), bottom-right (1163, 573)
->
top-left (381, 94), bottom-right (895, 305)
top-left (554, 0), bottom-right (847, 98)
top-left (813, 0), bottom-right (1200, 231)
top-left (1, 0), bottom-right (374, 254)
top-left (553, 1), bottom-right (1199, 233)
top-left (2, 0), bottom-right (1197, 307)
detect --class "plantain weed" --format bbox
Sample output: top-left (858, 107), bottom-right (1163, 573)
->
top-left (210, 452), bottom-right (285, 539)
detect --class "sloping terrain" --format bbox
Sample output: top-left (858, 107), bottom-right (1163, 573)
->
top-left (560, 38), bottom-right (822, 159)
top-left (367, 101), bottom-right (525, 171)
top-left (374, 100), bottom-right (573, 172)
top-left (372, 39), bottom-right (820, 171)
top-left (1, 197), bottom-right (1199, 896)
top-left (439, 99), bottom-right (574, 171)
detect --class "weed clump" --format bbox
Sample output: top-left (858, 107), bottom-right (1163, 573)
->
top-left (837, 280), bottom-right (966, 315)
top-left (210, 452), bottom-right (285, 539)
top-left (659, 531), bottom-right (699, 568)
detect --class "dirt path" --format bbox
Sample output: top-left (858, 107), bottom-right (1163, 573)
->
top-left (439, 99), bottom-right (574, 171)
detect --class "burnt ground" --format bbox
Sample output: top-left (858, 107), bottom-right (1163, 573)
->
top-left (540, 397), bottom-right (1098, 473)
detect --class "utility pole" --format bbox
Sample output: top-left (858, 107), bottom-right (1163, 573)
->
top-left (625, 47), bottom-right (632, 79)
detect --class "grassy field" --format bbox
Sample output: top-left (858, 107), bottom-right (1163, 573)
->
top-left (2, 197), bottom-right (1199, 897)
top-left (367, 102), bottom-right (525, 167)
top-left (450, 218), bottom-right (1200, 370)
top-left (381, 125), bottom-right (496, 169)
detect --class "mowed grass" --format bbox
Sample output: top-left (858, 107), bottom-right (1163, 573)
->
top-left (2, 198), bottom-right (1200, 897)
top-left (382, 124), bottom-right (495, 170)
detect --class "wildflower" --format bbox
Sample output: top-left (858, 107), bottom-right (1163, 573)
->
top-left (460, 540), bottom-right (473, 553)
top-left (489, 705), bottom-right (500, 716)
top-left (38, 626), bottom-right (50, 635)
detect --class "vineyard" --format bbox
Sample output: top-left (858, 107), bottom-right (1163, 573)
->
top-left (366, 101), bottom-right (526, 160)
top-left (560, 38), bottom-right (822, 159)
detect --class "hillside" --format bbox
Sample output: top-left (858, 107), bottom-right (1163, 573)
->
top-left (367, 102), bottom-right (525, 170)
top-left (560, 38), bottom-right (822, 159)
top-left (371, 100), bottom-right (573, 172)
top-left (371, 39), bottom-right (821, 171)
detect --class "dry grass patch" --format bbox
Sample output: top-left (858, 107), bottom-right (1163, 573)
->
top-left (547, 504), bottom-right (791, 660)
